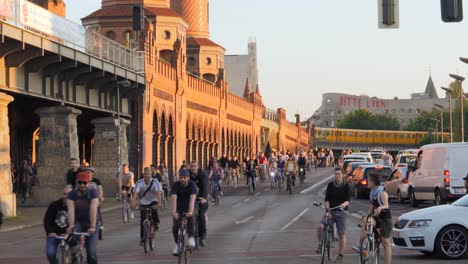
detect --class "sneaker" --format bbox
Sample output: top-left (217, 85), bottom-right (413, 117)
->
top-left (130, 211), bottom-right (134, 220)
top-left (172, 244), bottom-right (179, 256)
top-left (199, 238), bottom-right (206, 247)
top-left (140, 240), bottom-right (144, 246)
top-left (334, 254), bottom-right (344, 263)
top-left (220, 191), bottom-right (224, 196)
top-left (188, 237), bottom-right (196, 248)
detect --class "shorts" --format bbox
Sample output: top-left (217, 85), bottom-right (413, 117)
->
top-left (121, 186), bottom-right (134, 193)
top-left (375, 217), bottom-right (393, 238)
top-left (321, 210), bottom-right (347, 235)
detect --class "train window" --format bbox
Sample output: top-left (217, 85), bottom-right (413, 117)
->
top-left (360, 133), bottom-right (364, 137)
top-left (400, 134), bottom-right (404, 139)
top-left (386, 134), bottom-right (391, 139)
top-left (354, 133), bottom-right (358, 137)
top-left (348, 132), bottom-right (353, 136)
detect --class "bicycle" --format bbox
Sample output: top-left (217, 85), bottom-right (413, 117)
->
top-left (211, 180), bottom-right (221, 206)
top-left (277, 169), bottom-right (284, 192)
top-left (357, 211), bottom-right (382, 264)
top-left (177, 212), bottom-right (192, 264)
top-left (286, 171), bottom-right (294, 195)
top-left (313, 203), bottom-right (343, 264)
top-left (247, 174), bottom-right (255, 196)
top-left (121, 191), bottom-right (133, 223)
top-left (231, 168), bottom-right (239, 188)
top-left (299, 166), bottom-right (306, 184)
top-left (72, 231), bottom-right (90, 264)
top-left (97, 207), bottom-right (104, 240)
top-left (55, 235), bottom-right (71, 264)
top-left (269, 167), bottom-right (277, 188)
top-left (140, 205), bottom-right (158, 253)
top-left (161, 187), bottom-right (168, 211)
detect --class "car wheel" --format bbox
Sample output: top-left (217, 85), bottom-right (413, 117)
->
top-left (409, 189), bottom-right (418, 207)
top-left (435, 225), bottom-right (468, 259)
top-left (397, 190), bottom-right (405, 204)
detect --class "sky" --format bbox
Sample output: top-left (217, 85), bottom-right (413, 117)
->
top-left (67, 0), bottom-right (468, 121)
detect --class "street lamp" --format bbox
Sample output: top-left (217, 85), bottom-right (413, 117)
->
top-left (434, 103), bottom-right (444, 143)
top-left (453, 65), bottom-right (466, 142)
top-left (441, 86), bottom-right (454, 142)
top-left (116, 80), bottom-right (131, 171)
top-left (430, 118), bottom-right (440, 143)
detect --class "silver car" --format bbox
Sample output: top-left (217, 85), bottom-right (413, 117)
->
top-left (385, 167), bottom-right (409, 204)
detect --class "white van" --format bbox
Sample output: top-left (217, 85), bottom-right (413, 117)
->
top-left (408, 143), bottom-right (468, 207)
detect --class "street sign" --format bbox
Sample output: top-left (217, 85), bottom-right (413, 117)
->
top-left (378, 0), bottom-right (400, 29)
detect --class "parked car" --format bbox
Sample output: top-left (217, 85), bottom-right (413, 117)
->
top-left (351, 152), bottom-right (374, 163)
top-left (394, 154), bottom-right (417, 169)
top-left (385, 167), bottom-right (409, 204)
top-left (393, 194), bottom-right (468, 259)
top-left (370, 149), bottom-right (385, 164)
top-left (348, 165), bottom-right (392, 198)
top-left (408, 143), bottom-right (468, 207)
top-left (343, 154), bottom-right (371, 163)
top-left (342, 158), bottom-right (367, 172)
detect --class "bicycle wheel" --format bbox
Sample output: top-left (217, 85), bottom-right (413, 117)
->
top-left (215, 194), bottom-right (220, 206)
top-left (184, 246), bottom-right (191, 264)
top-left (149, 223), bottom-right (155, 251)
top-left (194, 214), bottom-right (199, 250)
top-left (76, 249), bottom-right (87, 264)
top-left (143, 220), bottom-right (150, 253)
top-left (320, 227), bottom-right (328, 264)
top-left (178, 230), bottom-right (185, 264)
top-left (327, 227), bottom-right (333, 261)
top-left (359, 235), bottom-right (374, 264)
top-left (56, 245), bottom-right (70, 264)
top-left (122, 202), bottom-right (128, 223)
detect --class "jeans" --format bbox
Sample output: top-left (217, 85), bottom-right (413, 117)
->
top-left (247, 175), bottom-right (256, 191)
top-left (74, 223), bottom-right (98, 264)
top-left (139, 203), bottom-right (160, 241)
top-left (46, 236), bottom-right (61, 264)
top-left (211, 180), bottom-right (222, 194)
top-left (196, 202), bottom-right (209, 239)
top-left (172, 215), bottom-right (194, 243)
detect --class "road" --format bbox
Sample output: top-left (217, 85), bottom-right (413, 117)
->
top-left (0, 168), bottom-right (465, 263)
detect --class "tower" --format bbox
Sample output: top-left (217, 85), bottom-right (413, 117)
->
top-left (170, 0), bottom-right (209, 38)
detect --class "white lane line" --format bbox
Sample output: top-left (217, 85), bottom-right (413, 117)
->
top-left (216, 210), bottom-right (225, 215)
top-left (244, 198), bottom-right (251, 202)
top-left (255, 192), bottom-right (261, 196)
top-left (232, 203), bottom-right (241, 208)
top-left (164, 228), bottom-right (172, 233)
top-left (235, 216), bottom-right (255, 225)
top-left (300, 175), bottom-right (335, 194)
top-left (280, 208), bottom-right (310, 231)
top-left (264, 188), bottom-right (270, 192)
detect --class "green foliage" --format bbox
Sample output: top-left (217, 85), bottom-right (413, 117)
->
top-left (337, 109), bottom-right (400, 130)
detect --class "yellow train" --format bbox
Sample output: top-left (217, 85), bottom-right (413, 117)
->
top-left (314, 127), bottom-right (450, 146)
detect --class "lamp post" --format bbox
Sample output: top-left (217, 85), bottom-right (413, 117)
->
top-left (453, 64), bottom-right (466, 142)
top-left (116, 80), bottom-right (131, 170)
top-left (430, 118), bottom-right (440, 143)
top-left (434, 103), bottom-right (444, 143)
top-left (441, 86), bottom-right (453, 142)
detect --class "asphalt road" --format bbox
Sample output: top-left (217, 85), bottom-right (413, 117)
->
top-left (0, 168), bottom-right (466, 263)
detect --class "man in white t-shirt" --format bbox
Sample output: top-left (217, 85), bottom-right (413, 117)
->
top-left (131, 167), bottom-right (162, 245)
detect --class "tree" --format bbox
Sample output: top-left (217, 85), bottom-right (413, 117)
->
top-left (337, 109), bottom-right (400, 130)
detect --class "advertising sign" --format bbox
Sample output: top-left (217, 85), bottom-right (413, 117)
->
top-left (19, 0), bottom-right (85, 46)
top-left (0, 0), bottom-right (13, 18)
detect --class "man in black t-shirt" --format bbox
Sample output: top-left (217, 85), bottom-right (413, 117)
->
top-left (66, 158), bottom-right (81, 189)
top-left (316, 167), bottom-right (350, 263)
top-left (189, 161), bottom-right (209, 246)
top-left (171, 169), bottom-right (198, 256)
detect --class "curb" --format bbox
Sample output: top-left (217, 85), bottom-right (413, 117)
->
top-left (0, 205), bottom-right (121, 233)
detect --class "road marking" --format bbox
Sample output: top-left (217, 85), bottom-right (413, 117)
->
top-left (244, 198), bottom-right (251, 202)
top-left (255, 192), bottom-right (261, 196)
top-left (232, 203), bottom-right (241, 208)
top-left (164, 228), bottom-right (172, 233)
top-left (264, 188), bottom-right (270, 192)
top-left (300, 175), bottom-right (334, 194)
top-left (280, 208), bottom-right (310, 231)
top-left (235, 216), bottom-right (255, 225)
top-left (216, 210), bottom-right (225, 215)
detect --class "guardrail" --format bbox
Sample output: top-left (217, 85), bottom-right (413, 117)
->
top-left (0, 0), bottom-right (143, 72)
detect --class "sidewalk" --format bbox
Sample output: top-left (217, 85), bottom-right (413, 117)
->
top-left (0, 199), bottom-right (121, 233)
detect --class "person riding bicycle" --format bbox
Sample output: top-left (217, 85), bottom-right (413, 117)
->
top-left (83, 167), bottom-right (104, 236)
top-left (171, 169), bottom-right (198, 255)
top-left (218, 154), bottom-right (228, 177)
top-left (118, 164), bottom-right (135, 198)
top-left (354, 173), bottom-right (392, 264)
top-left (189, 161), bottom-right (209, 247)
top-left (245, 154), bottom-right (258, 191)
top-left (66, 172), bottom-right (99, 264)
top-left (208, 161), bottom-right (224, 197)
top-left (66, 158), bottom-right (81, 189)
top-left (44, 187), bottom-right (72, 264)
top-left (230, 156), bottom-right (241, 188)
top-left (285, 155), bottom-right (297, 189)
top-left (316, 167), bottom-right (350, 263)
top-left (297, 153), bottom-right (307, 180)
top-left (259, 152), bottom-right (268, 180)
top-left (151, 164), bottom-right (168, 199)
top-left (131, 167), bottom-right (162, 246)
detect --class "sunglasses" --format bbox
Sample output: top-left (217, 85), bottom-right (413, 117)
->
top-left (78, 181), bottom-right (89, 185)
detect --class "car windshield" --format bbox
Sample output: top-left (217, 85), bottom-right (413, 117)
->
top-left (364, 167), bottom-right (392, 179)
top-left (399, 155), bottom-right (416, 164)
top-left (371, 154), bottom-right (383, 160)
top-left (452, 195), bottom-right (468, 207)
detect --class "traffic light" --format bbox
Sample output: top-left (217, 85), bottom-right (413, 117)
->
top-left (132, 6), bottom-right (142, 31)
top-left (382, 0), bottom-right (395, 25)
top-left (441, 0), bottom-right (463, 22)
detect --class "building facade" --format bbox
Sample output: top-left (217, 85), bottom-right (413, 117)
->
top-left (310, 76), bottom-right (450, 128)
top-left (224, 41), bottom-right (259, 97)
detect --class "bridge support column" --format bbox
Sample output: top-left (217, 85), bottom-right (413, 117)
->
top-left (0, 93), bottom-right (16, 217)
top-left (34, 106), bottom-right (82, 206)
top-left (91, 117), bottom-right (130, 197)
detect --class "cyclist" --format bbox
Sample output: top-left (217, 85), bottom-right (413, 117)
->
top-left (44, 187), bottom-right (71, 264)
top-left (218, 154), bottom-right (228, 177)
top-left (152, 164), bottom-right (169, 201)
top-left (66, 172), bottom-right (99, 264)
top-left (171, 169), bottom-right (198, 255)
top-left (66, 158), bottom-right (81, 189)
top-left (83, 167), bottom-right (104, 236)
top-left (230, 156), bottom-right (241, 188)
top-left (119, 164), bottom-right (135, 218)
top-left (297, 152), bottom-right (307, 182)
top-left (285, 155), bottom-right (297, 189)
top-left (259, 152), bottom-right (268, 180)
top-left (316, 167), bottom-right (350, 263)
top-left (354, 173), bottom-right (392, 264)
top-left (245, 154), bottom-right (258, 191)
top-left (208, 161), bottom-right (224, 198)
top-left (189, 161), bottom-right (209, 246)
top-left (131, 167), bottom-right (162, 246)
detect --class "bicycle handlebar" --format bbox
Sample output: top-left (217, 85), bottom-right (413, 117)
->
top-left (313, 202), bottom-right (344, 212)
top-left (73, 232), bottom-right (90, 237)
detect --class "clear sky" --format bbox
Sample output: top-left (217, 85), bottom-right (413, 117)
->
top-left (67, 0), bottom-right (468, 120)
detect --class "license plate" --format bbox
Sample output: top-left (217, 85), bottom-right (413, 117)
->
top-left (453, 188), bottom-right (467, 194)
